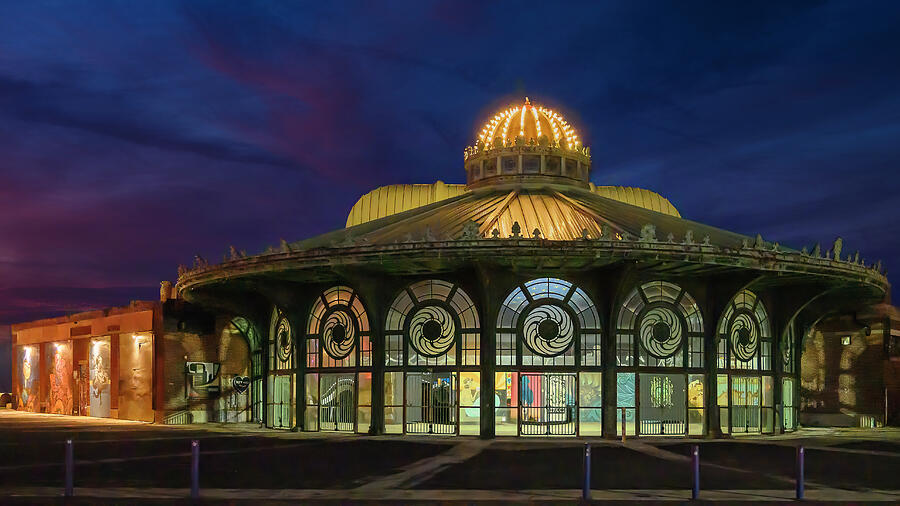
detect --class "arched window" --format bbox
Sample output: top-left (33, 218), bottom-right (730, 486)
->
top-left (306, 286), bottom-right (371, 368)
top-left (495, 278), bottom-right (602, 367)
top-left (267, 307), bottom-right (294, 429)
top-left (616, 281), bottom-right (704, 368)
top-left (269, 307), bottom-right (294, 370)
top-left (717, 290), bottom-right (771, 371)
top-left (385, 280), bottom-right (480, 367)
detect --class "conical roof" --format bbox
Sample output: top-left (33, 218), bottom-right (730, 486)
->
top-left (292, 183), bottom-right (762, 251)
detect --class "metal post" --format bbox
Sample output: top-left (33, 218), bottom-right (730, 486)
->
top-left (796, 445), bottom-right (804, 500)
top-left (582, 443), bottom-right (591, 501)
top-left (64, 439), bottom-right (73, 497)
top-left (621, 407), bottom-right (626, 443)
top-left (191, 440), bottom-right (200, 499)
top-left (691, 444), bottom-right (699, 500)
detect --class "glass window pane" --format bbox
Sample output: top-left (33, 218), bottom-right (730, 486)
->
top-left (384, 406), bottom-right (403, 434)
top-left (762, 376), bottom-right (774, 406)
top-left (579, 372), bottom-right (602, 407)
top-left (357, 407), bottom-right (371, 434)
top-left (717, 374), bottom-right (728, 406)
top-left (688, 374), bottom-right (704, 408)
top-left (358, 372), bottom-right (372, 406)
top-left (495, 371), bottom-right (517, 412)
top-left (304, 406), bottom-right (318, 431)
top-left (384, 372), bottom-right (403, 406)
top-left (305, 373), bottom-right (319, 405)
top-left (580, 408), bottom-right (603, 436)
top-left (495, 408), bottom-right (518, 435)
top-left (616, 373), bottom-right (635, 407)
top-left (460, 372), bottom-right (481, 407)
top-left (460, 406), bottom-right (480, 435)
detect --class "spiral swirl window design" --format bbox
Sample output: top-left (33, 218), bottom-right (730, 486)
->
top-left (716, 289), bottom-right (771, 371)
top-left (496, 278), bottom-right (601, 367)
top-left (275, 315), bottom-right (293, 363)
top-left (321, 310), bottom-right (356, 360)
top-left (307, 286), bottom-right (371, 368)
top-left (639, 306), bottom-right (683, 359)
top-left (729, 312), bottom-right (759, 362)
top-left (616, 281), bottom-right (704, 368)
top-left (386, 280), bottom-right (480, 366)
top-left (409, 306), bottom-right (456, 357)
top-left (522, 304), bottom-right (574, 357)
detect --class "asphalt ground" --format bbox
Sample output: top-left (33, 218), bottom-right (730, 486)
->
top-left (1, 410), bottom-right (899, 504)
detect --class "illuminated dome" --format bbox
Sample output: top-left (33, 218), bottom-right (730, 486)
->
top-left (464, 97), bottom-right (591, 188)
top-left (477, 97), bottom-right (580, 149)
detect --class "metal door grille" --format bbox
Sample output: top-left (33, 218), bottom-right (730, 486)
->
top-left (320, 374), bottom-right (356, 432)
top-left (639, 374), bottom-right (686, 436)
top-left (405, 373), bottom-right (457, 435)
top-left (519, 373), bottom-right (577, 436)
top-left (731, 376), bottom-right (761, 433)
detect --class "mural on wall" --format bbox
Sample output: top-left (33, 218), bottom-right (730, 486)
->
top-left (48, 342), bottom-right (73, 415)
top-left (90, 338), bottom-right (111, 418)
top-left (17, 346), bottom-right (39, 412)
top-left (119, 334), bottom-right (154, 422)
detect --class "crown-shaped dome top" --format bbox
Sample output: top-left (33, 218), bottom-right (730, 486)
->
top-left (477, 97), bottom-right (579, 148)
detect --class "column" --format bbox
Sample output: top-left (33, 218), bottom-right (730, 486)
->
top-left (477, 263), bottom-right (497, 438)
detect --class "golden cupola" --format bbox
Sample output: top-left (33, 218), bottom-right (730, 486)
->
top-left (463, 97), bottom-right (591, 188)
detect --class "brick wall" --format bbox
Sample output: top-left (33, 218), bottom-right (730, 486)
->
top-left (801, 314), bottom-right (885, 427)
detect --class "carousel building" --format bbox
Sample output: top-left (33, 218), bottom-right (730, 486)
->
top-left (11, 98), bottom-right (900, 437)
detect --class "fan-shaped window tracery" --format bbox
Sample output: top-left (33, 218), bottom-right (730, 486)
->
top-left (385, 280), bottom-right (480, 367)
top-left (269, 307), bottom-right (294, 370)
top-left (616, 281), bottom-right (704, 368)
top-left (717, 290), bottom-right (771, 371)
top-left (496, 278), bottom-right (602, 367)
top-left (307, 286), bottom-right (371, 368)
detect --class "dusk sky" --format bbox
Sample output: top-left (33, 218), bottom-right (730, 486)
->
top-left (1, 1), bottom-right (899, 390)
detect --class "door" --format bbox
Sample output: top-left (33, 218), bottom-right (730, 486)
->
top-left (319, 374), bottom-right (356, 431)
top-left (731, 376), bottom-right (761, 433)
top-left (405, 372), bottom-right (457, 434)
top-left (639, 373), bottom-right (687, 436)
top-left (268, 374), bottom-right (293, 429)
top-left (520, 373), bottom-right (577, 436)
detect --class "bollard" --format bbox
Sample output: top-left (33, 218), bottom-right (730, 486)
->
top-left (691, 444), bottom-right (699, 500)
top-left (796, 445), bottom-right (804, 500)
top-left (191, 440), bottom-right (200, 499)
top-left (64, 439), bottom-right (74, 497)
top-left (582, 443), bottom-right (591, 501)
top-left (621, 407), bottom-right (626, 443)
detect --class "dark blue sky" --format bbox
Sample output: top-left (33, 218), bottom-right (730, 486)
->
top-left (1, 1), bottom-right (899, 390)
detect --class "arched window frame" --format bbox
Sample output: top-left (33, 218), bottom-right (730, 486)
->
top-left (384, 279), bottom-right (480, 367)
top-left (266, 306), bottom-right (295, 429)
top-left (615, 281), bottom-right (705, 368)
top-left (306, 286), bottom-right (371, 369)
top-left (782, 324), bottom-right (795, 375)
top-left (229, 316), bottom-right (264, 422)
top-left (269, 307), bottom-right (294, 371)
top-left (495, 277), bottom-right (602, 367)
top-left (716, 290), bottom-right (772, 371)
